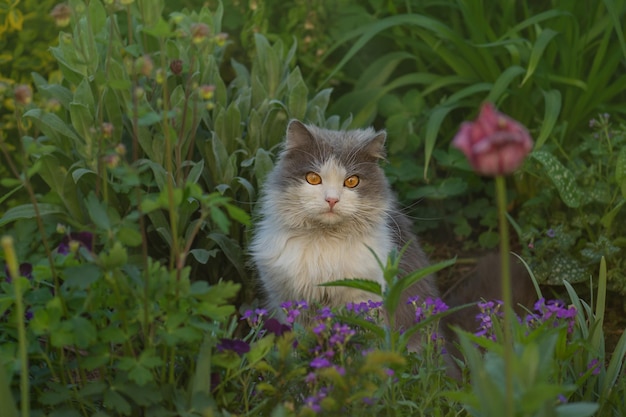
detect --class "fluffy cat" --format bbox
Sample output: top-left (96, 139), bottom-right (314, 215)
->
top-left (250, 120), bottom-right (536, 360)
top-left (249, 120), bottom-right (439, 335)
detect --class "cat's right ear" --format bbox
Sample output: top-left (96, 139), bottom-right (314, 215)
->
top-left (285, 120), bottom-right (313, 150)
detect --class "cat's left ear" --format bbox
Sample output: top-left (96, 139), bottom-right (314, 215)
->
top-left (365, 131), bottom-right (387, 160)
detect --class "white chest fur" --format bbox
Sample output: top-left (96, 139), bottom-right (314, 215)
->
top-left (252, 220), bottom-right (393, 312)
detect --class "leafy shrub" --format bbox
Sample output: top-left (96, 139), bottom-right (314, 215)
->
top-left (0, 0), bottom-right (60, 206)
top-left (0, 0), bottom-right (341, 414)
top-left (519, 114), bottom-right (626, 292)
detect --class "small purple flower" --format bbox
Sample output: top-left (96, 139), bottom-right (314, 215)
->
top-left (558, 394), bottom-right (568, 404)
top-left (313, 322), bottom-right (327, 335)
top-left (310, 357), bottom-right (331, 369)
top-left (316, 306), bottom-right (334, 320)
top-left (329, 323), bottom-right (355, 346)
top-left (546, 228), bottom-right (556, 238)
top-left (57, 232), bottom-right (94, 255)
top-left (305, 372), bottom-right (316, 383)
top-left (280, 300), bottom-right (309, 324)
top-left (363, 397), bottom-right (376, 406)
top-left (216, 338), bottom-right (250, 356)
top-left (587, 358), bottom-right (601, 376)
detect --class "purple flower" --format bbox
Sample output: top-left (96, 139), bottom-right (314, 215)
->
top-left (216, 338), bottom-right (250, 356)
top-left (546, 228), bottom-right (556, 238)
top-left (310, 357), bottom-right (331, 369)
top-left (263, 318), bottom-right (291, 337)
top-left (316, 306), bottom-right (333, 320)
top-left (475, 300), bottom-right (503, 340)
top-left (57, 232), bottom-right (94, 255)
top-left (4, 262), bottom-right (33, 283)
top-left (410, 296), bottom-right (449, 323)
top-left (280, 300), bottom-right (309, 324)
top-left (587, 358), bottom-right (601, 376)
top-left (528, 298), bottom-right (577, 333)
top-left (452, 102), bottom-right (534, 176)
top-left (329, 323), bottom-right (355, 346)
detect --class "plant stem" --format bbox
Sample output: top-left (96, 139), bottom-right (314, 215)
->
top-left (1, 237), bottom-right (29, 417)
top-left (495, 175), bottom-right (514, 417)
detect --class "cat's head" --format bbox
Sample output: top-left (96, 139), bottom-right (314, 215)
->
top-left (263, 120), bottom-right (392, 232)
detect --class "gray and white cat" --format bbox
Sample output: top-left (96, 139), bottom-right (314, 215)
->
top-left (250, 120), bottom-right (439, 334)
top-left (249, 119), bottom-right (537, 357)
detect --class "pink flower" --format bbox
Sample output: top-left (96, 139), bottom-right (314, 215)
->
top-left (452, 102), bottom-right (533, 176)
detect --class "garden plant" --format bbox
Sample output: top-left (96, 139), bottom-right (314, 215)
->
top-left (0, 1), bottom-right (625, 416)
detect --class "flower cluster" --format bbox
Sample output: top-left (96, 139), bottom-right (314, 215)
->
top-left (280, 300), bottom-right (309, 323)
top-left (475, 300), bottom-right (504, 341)
top-left (407, 296), bottom-right (449, 323)
top-left (525, 298), bottom-right (577, 333)
top-left (474, 298), bottom-right (578, 340)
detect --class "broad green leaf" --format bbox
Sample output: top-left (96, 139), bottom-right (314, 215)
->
top-left (22, 109), bottom-right (82, 143)
top-left (531, 151), bottom-right (583, 208)
top-left (254, 148), bottom-right (274, 187)
top-left (555, 403), bottom-right (599, 417)
top-left (0, 203), bottom-right (65, 226)
top-left (63, 264), bottom-right (102, 290)
top-left (85, 192), bottom-right (111, 230)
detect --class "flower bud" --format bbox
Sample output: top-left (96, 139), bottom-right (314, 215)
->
top-left (14, 84), bottom-right (33, 106)
top-left (190, 23), bottom-right (210, 45)
top-left (170, 59), bottom-right (183, 75)
top-left (198, 84), bottom-right (215, 100)
top-left (102, 122), bottom-right (114, 138)
top-left (50, 3), bottom-right (72, 27)
top-left (134, 55), bottom-right (154, 77)
top-left (452, 102), bottom-right (533, 176)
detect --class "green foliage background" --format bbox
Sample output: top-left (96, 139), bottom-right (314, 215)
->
top-left (0, 0), bottom-right (624, 415)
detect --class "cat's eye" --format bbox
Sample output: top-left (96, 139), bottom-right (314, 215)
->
top-left (344, 175), bottom-right (360, 188)
top-left (305, 172), bottom-right (322, 185)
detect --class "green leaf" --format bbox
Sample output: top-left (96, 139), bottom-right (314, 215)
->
top-left (189, 248), bottom-right (217, 264)
top-left (254, 148), bottom-right (274, 187)
top-left (386, 257), bottom-right (456, 316)
top-left (85, 192), bottom-right (111, 230)
top-left (104, 389), bottom-right (131, 415)
top-left (531, 151), bottom-right (583, 208)
top-left (555, 403), bottom-right (599, 417)
top-left (0, 203), bottom-right (65, 227)
top-left (63, 264), bottom-right (102, 290)
top-left (22, 109), bottom-right (82, 143)
top-left (319, 278), bottom-right (382, 296)
top-left (521, 29), bottom-right (559, 86)
top-left (535, 89), bottom-right (562, 149)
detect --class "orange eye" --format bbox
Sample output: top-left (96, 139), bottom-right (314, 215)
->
top-left (344, 175), bottom-right (360, 188)
top-left (306, 172), bottom-right (322, 185)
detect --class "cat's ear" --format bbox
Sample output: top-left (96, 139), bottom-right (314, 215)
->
top-left (365, 131), bottom-right (387, 160)
top-left (285, 120), bottom-right (313, 150)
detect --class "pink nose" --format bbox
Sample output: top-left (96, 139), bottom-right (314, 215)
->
top-left (326, 197), bottom-right (339, 209)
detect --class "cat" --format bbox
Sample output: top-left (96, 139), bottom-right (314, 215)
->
top-left (249, 120), bottom-right (535, 351)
